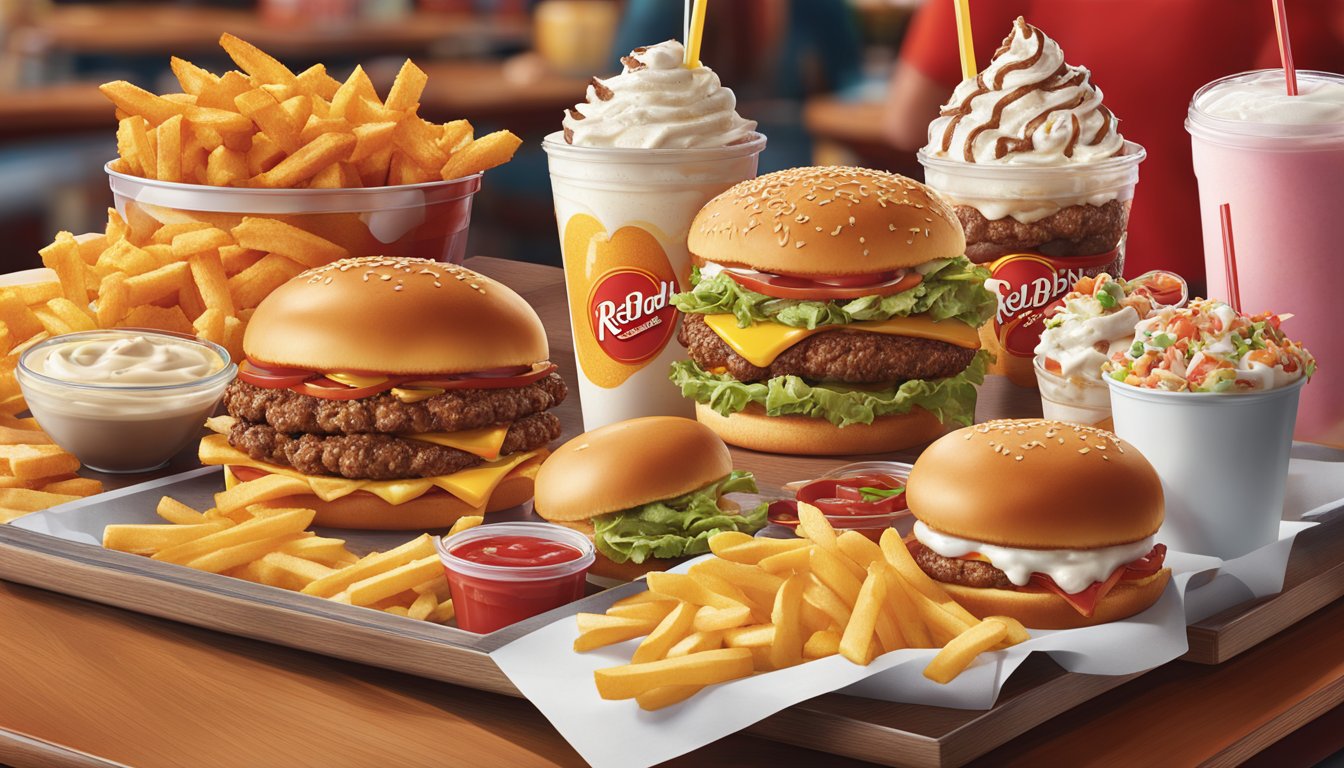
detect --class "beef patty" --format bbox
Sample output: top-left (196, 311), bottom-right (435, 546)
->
top-left (227, 411), bottom-right (561, 480)
top-left (223, 373), bottom-right (567, 436)
top-left (678, 313), bottom-right (977, 384)
top-left (910, 540), bottom-right (1013, 589)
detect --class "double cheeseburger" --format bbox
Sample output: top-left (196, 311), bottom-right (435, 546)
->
top-left (200, 256), bottom-right (567, 530)
top-left (532, 417), bottom-right (767, 582)
top-left (905, 419), bottom-right (1171, 629)
top-left (669, 166), bottom-right (998, 455)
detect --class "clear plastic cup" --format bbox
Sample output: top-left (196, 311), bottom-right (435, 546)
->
top-left (107, 164), bottom-right (482, 263)
top-left (17, 329), bottom-right (235, 473)
top-left (918, 143), bottom-right (1146, 387)
top-left (1033, 357), bottom-right (1112, 426)
top-left (434, 521), bottom-right (595, 633)
top-left (1105, 376), bottom-right (1304, 559)
top-left (542, 132), bottom-right (766, 431)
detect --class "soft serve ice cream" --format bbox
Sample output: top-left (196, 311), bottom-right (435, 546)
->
top-left (562, 40), bottom-right (756, 149)
top-left (917, 17), bottom-right (1145, 387)
top-left (1195, 70), bottom-right (1344, 125)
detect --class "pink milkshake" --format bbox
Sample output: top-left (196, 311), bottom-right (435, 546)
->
top-left (1187, 69), bottom-right (1344, 447)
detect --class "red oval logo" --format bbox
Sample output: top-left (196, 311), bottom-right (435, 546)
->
top-left (586, 268), bottom-right (679, 364)
top-left (986, 250), bottom-right (1120, 358)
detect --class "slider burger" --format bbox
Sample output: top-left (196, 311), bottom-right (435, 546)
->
top-left (532, 417), bottom-right (767, 581)
top-left (669, 166), bottom-right (998, 455)
top-left (199, 256), bottom-right (566, 530)
top-left (905, 419), bottom-right (1171, 629)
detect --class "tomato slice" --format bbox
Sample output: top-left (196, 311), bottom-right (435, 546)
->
top-left (724, 267), bottom-right (922, 300)
top-left (793, 473), bottom-right (907, 517)
top-left (238, 360), bottom-right (318, 389)
top-left (1028, 569), bottom-right (1125, 618)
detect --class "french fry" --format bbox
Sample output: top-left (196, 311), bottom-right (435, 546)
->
top-left (186, 532), bottom-right (307, 574)
top-left (688, 569), bottom-right (764, 621)
top-left (408, 590), bottom-right (438, 621)
top-left (227, 254), bottom-right (306, 309)
top-left (446, 515), bottom-right (483, 536)
top-left (879, 528), bottom-right (982, 627)
top-left (723, 624), bottom-right (775, 649)
top-left (688, 557), bottom-right (784, 606)
top-left (666, 630), bottom-right (725, 658)
top-left (346, 554), bottom-right (441, 606)
top-left (250, 132), bottom-right (354, 189)
top-left (645, 572), bottom-right (744, 611)
top-left (438, 120), bottom-right (473, 154)
top-left (573, 613), bottom-right (659, 652)
top-left (707, 530), bottom-right (755, 556)
top-left (431, 598), bottom-right (456, 623)
top-left (152, 507), bottom-right (315, 565)
top-left (440, 130), bottom-right (522, 180)
top-left (607, 600), bottom-right (677, 623)
top-left (803, 577), bottom-right (852, 630)
top-left (985, 615), bottom-right (1031, 648)
top-left (40, 477), bottom-right (103, 497)
top-left (880, 563), bottom-right (932, 648)
top-left (230, 217), bottom-right (347, 268)
top-left (258, 550), bottom-right (334, 586)
top-left (156, 496), bottom-right (206, 524)
top-left (103, 520), bottom-right (233, 555)
top-left (803, 630), bottom-right (841, 659)
top-left (768, 573), bottom-right (807, 670)
top-left (0, 488), bottom-right (80, 512)
top-left (118, 304), bottom-right (194, 335)
top-left (213, 473), bottom-right (312, 512)
top-left (692, 604), bottom-right (753, 633)
top-left (385, 60), bottom-right (428, 112)
top-left (758, 545), bottom-right (813, 575)
top-left (100, 81), bottom-right (186, 125)
top-left (839, 564), bottom-right (888, 665)
top-left (302, 534), bottom-right (435, 597)
top-left (593, 648), bottom-right (753, 700)
top-left (631, 601), bottom-right (697, 664)
top-left (39, 232), bottom-right (91, 305)
top-left (0, 445), bottom-right (80, 480)
top-left (610, 590), bottom-right (677, 610)
top-left (715, 536), bottom-right (810, 565)
top-left (220, 33), bottom-right (298, 89)
top-left (635, 685), bottom-right (703, 711)
top-left (156, 115), bottom-right (184, 183)
top-left (924, 619), bottom-right (1008, 684)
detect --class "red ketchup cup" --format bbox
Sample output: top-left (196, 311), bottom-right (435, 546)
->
top-left (434, 522), bottom-right (595, 633)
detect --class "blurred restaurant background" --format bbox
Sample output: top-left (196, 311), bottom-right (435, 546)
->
top-left (0, 0), bottom-right (1341, 276)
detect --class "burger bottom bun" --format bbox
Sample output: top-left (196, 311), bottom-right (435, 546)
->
top-left (940, 569), bottom-right (1172, 630)
top-left (547, 519), bottom-right (688, 583)
top-left (247, 471), bottom-right (537, 531)
top-left (694, 402), bottom-right (949, 456)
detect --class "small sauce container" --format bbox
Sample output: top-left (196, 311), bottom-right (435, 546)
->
top-left (768, 461), bottom-right (914, 542)
top-left (16, 329), bottom-right (235, 473)
top-left (435, 521), bottom-right (594, 633)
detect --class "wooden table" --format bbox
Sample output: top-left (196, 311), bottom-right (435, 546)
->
top-left (1, 256), bottom-right (1341, 767)
top-left (16, 5), bottom-right (529, 59)
top-left (0, 82), bottom-right (110, 141)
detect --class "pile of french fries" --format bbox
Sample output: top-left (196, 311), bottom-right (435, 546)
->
top-left (103, 494), bottom-right (481, 623)
top-left (38, 208), bottom-right (359, 360)
top-left (103, 34), bottom-right (521, 188)
top-left (574, 504), bottom-right (1029, 710)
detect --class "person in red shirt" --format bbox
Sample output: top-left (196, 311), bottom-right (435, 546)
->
top-left (882, 0), bottom-right (1344, 293)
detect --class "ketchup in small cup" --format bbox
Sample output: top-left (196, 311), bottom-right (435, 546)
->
top-left (435, 522), bottom-right (594, 633)
top-left (768, 470), bottom-right (911, 542)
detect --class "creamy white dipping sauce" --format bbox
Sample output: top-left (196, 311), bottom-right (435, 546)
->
top-left (37, 334), bottom-right (223, 386)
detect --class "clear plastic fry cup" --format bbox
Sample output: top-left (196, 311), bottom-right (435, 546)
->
top-left (107, 164), bottom-right (482, 263)
top-left (1033, 357), bottom-right (1112, 426)
top-left (1105, 376), bottom-right (1304, 559)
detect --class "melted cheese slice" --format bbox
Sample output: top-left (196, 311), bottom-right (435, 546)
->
top-left (404, 423), bottom-right (510, 460)
top-left (200, 434), bottom-right (540, 507)
top-left (702, 313), bottom-right (981, 368)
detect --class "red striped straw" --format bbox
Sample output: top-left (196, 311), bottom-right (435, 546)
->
top-left (1271, 0), bottom-right (1299, 95)
top-left (1220, 203), bottom-right (1243, 313)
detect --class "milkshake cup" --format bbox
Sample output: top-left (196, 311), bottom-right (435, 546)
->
top-left (544, 40), bottom-right (765, 431)
top-left (1186, 69), bottom-right (1344, 447)
top-left (919, 18), bottom-right (1144, 388)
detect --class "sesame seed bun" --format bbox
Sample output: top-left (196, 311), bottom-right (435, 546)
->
top-left (693, 402), bottom-right (949, 456)
top-left (688, 166), bottom-right (966, 275)
top-left (906, 419), bottom-right (1164, 549)
top-left (244, 256), bottom-right (549, 374)
top-left (533, 417), bottom-right (734, 522)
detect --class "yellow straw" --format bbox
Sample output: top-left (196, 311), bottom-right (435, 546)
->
top-left (685, 0), bottom-right (709, 68)
top-left (953, 0), bottom-right (976, 79)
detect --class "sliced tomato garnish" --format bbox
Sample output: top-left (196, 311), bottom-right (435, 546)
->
top-left (724, 267), bottom-right (922, 300)
top-left (1121, 543), bottom-right (1167, 578)
top-left (238, 360), bottom-right (318, 389)
top-left (792, 473), bottom-right (907, 517)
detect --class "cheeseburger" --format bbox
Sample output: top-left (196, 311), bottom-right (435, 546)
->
top-left (533, 417), bottom-right (766, 581)
top-left (669, 166), bottom-right (998, 455)
top-left (905, 419), bottom-right (1171, 629)
top-left (200, 256), bottom-right (566, 530)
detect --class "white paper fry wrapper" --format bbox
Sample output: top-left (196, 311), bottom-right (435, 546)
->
top-left (491, 519), bottom-right (1315, 768)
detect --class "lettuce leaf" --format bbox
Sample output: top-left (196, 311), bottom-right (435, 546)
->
top-left (671, 257), bottom-right (998, 330)
top-left (669, 351), bottom-right (990, 429)
top-left (592, 471), bottom-right (768, 565)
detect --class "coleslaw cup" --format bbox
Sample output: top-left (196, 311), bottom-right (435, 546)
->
top-left (107, 164), bottom-right (482, 263)
top-left (1105, 377), bottom-right (1304, 559)
top-left (1033, 357), bottom-right (1112, 426)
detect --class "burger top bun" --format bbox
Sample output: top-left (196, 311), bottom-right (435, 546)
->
top-left (687, 166), bottom-right (966, 275)
top-left (907, 419), bottom-right (1164, 549)
top-left (534, 416), bottom-right (733, 522)
top-left (244, 256), bottom-right (549, 374)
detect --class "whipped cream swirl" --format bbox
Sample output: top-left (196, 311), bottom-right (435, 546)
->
top-left (926, 17), bottom-right (1124, 165)
top-left (562, 40), bottom-right (757, 149)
